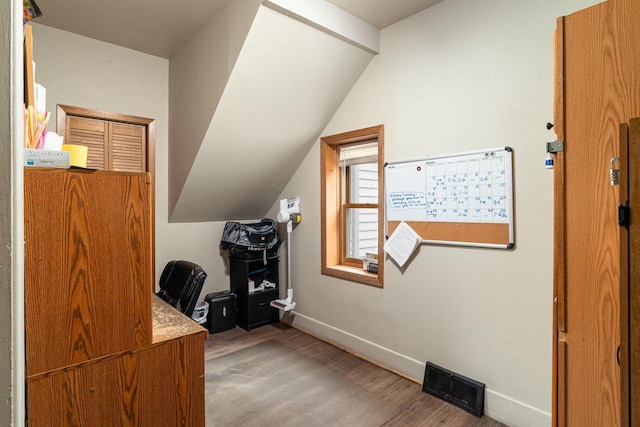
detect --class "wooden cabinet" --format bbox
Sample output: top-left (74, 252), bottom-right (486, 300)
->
top-left (553, 0), bottom-right (640, 425)
top-left (24, 169), bottom-right (153, 375)
top-left (27, 298), bottom-right (206, 427)
top-left (64, 115), bottom-right (147, 172)
top-left (56, 104), bottom-right (155, 175)
top-left (55, 105), bottom-right (157, 278)
top-left (229, 256), bottom-right (279, 331)
top-left (24, 169), bottom-right (206, 426)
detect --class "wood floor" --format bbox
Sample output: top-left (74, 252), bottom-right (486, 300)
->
top-left (204, 323), bottom-right (506, 426)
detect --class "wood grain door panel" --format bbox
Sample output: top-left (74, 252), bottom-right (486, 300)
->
top-left (67, 116), bottom-right (108, 170)
top-left (110, 122), bottom-right (146, 173)
top-left (557, 2), bottom-right (623, 425)
top-left (627, 118), bottom-right (640, 427)
top-left (24, 169), bottom-right (153, 376)
top-left (27, 334), bottom-right (205, 427)
top-left (58, 106), bottom-right (151, 175)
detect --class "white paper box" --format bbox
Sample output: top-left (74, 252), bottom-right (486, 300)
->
top-left (24, 149), bottom-right (70, 168)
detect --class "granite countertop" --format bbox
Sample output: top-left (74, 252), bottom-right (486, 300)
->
top-left (152, 295), bottom-right (208, 344)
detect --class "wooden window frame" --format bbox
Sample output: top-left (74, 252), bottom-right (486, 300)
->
top-left (321, 125), bottom-right (384, 288)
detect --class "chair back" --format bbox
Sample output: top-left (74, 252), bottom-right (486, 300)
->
top-left (157, 260), bottom-right (207, 317)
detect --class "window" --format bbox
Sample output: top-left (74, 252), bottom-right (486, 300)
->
top-left (321, 125), bottom-right (384, 287)
top-left (340, 143), bottom-right (378, 262)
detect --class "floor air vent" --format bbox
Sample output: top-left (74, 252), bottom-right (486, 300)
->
top-left (422, 362), bottom-right (485, 417)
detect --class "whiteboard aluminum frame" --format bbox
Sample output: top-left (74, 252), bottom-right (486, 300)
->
top-left (384, 146), bottom-right (514, 249)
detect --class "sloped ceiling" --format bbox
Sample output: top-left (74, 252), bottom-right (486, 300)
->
top-left (328, 0), bottom-right (445, 29)
top-left (169, 3), bottom-right (375, 222)
top-left (34, 0), bottom-right (445, 224)
top-left (34, 0), bottom-right (444, 58)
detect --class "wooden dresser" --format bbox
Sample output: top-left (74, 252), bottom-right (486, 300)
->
top-left (24, 168), bottom-right (207, 426)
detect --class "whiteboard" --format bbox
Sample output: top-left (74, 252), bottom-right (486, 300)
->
top-left (385, 147), bottom-right (514, 249)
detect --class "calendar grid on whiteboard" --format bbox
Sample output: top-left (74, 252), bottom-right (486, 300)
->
top-left (384, 147), bottom-right (514, 249)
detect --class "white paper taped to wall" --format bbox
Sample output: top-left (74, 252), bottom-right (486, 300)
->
top-left (383, 221), bottom-right (422, 267)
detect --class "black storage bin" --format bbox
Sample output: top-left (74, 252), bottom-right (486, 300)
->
top-left (204, 291), bottom-right (236, 333)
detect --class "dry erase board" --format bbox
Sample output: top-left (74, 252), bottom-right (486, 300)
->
top-left (385, 147), bottom-right (514, 249)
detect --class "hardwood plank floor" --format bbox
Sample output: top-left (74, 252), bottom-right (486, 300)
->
top-left (204, 323), bottom-right (506, 426)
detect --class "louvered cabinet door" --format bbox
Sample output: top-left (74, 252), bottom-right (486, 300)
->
top-left (110, 122), bottom-right (146, 173)
top-left (67, 116), bottom-right (108, 170)
top-left (64, 115), bottom-right (146, 173)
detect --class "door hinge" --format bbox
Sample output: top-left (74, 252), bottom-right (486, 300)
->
top-left (619, 201), bottom-right (630, 229)
top-left (546, 141), bottom-right (564, 153)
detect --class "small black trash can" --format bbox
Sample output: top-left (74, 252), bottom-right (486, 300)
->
top-left (204, 291), bottom-right (236, 333)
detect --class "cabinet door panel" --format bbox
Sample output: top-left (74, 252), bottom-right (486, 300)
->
top-left (247, 289), bottom-right (279, 329)
top-left (24, 170), bottom-right (153, 376)
top-left (67, 116), bottom-right (108, 169)
top-left (60, 107), bottom-right (149, 174)
top-left (27, 334), bottom-right (205, 427)
top-left (111, 122), bottom-right (146, 172)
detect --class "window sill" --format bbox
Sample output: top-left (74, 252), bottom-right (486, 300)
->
top-left (322, 265), bottom-right (383, 288)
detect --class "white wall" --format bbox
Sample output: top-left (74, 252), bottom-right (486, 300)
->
top-left (0, 2), bottom-right (13, 422)
top-left (274, 0), bottom-right (601, 426)
top-left (168, 0), bottom-right (260, 215)
top-left (2, 0), bottom-right (25, 424)
top-left (170, 3), bottom-right (375, 223)
top-left (31, 25), bottom-right (230, 297)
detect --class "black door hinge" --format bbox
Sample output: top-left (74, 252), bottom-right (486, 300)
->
top-left (619, 201), bottom-right (630, 229)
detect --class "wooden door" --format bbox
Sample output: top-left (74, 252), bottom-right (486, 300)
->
top-left (623, 118), bottom-right (640, 427)
top-left (554, 3), bottom-right (622, 425)
top-left (555, 0), bottom-right (640, 424)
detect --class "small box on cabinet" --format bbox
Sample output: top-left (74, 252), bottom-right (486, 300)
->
top-left (24, 148), bottom-right (70, 168)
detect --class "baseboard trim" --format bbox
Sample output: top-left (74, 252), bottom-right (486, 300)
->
top-left (288, 312), bottom-right (551, 427)
top-left (484, 388), bottom-right (551, 427)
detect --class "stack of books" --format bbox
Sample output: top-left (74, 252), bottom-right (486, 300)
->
top-left (363, 252), bottom-right (378, 273)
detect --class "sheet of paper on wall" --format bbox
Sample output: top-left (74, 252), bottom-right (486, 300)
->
top-left (383, 221), bottom-right (422, 267)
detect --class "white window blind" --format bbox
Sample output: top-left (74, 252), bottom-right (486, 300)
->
top-left (338, 141), bottom-right (378, 166)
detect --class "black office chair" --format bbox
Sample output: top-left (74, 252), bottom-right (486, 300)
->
top-left (156, 260), bottom-right (207, 318)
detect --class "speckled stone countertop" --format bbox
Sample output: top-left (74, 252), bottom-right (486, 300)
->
top-left (152, 296), bottom-right (208, 344)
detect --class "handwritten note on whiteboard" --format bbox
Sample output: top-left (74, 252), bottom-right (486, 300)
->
top-left (386, 148), bottom-right (512, 224)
